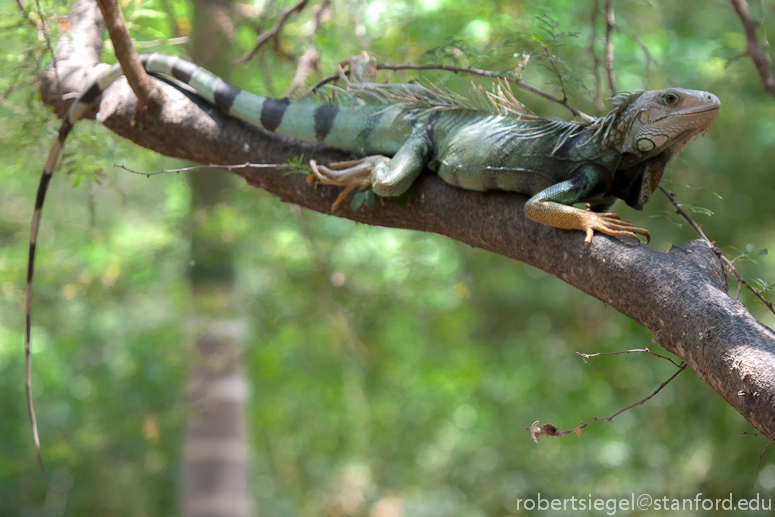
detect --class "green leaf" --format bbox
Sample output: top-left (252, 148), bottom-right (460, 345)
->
top-left (729, 245), bottom-right (768, 264)
top-left (677, 203), bottom-right (713, 216)
top-left (351, 188), bottom-right (375, 210)
top-left (683, 184), bottom-right (723, 199)
top-left (649, 212), bottom-right (683, 229)
top-left (751, 278), bottom-right (775, 295)
top-left (283, 155), bottom-right (309, 175)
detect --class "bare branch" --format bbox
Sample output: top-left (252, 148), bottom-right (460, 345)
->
top-left (615, 24), bottom-right (654, 83)
top-left (286, 0), bottom-right (331, 96)
top-left (310, 61), bottom-right (594, 121)
top-left (587, 363), bottom-right (687, 423)
top-left (659, 185), bottom-right (775, 316)
top-left (588, 0), bottom-right (605, 113)
top-left (528, 363), bottom-right (687, 441)
top-left (307, 71), bottom-right (341, 92)
top-left (752, 441), bottom-right (772, 488)
top-left (133, 36), bottom-right (188, 49)
top-left (604, 0), bottom-right (616, 96)
top-left (95, 0), bottom-right (162, 113)
top-left (235, 0), bottom-right (310, 66)
top-left (731, 0), bottom-right (775, 99)
top-left (309, 60), bottom-right (596, 121)
top-left (576, 347), bottom-right (683, 368)
top-left (33, 0), bottom-right (62, 101)
top-left (383, 63), bottom-right (595, 121)
top-left (757, 0), bottom-right (769, 51)
top-left (115, 162), bottom-right (303, 177)
top-left (156, 0), bottom-right (181, 38)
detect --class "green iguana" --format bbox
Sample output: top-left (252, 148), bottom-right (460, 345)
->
top-left (25, 52), bottom-right (719, 478)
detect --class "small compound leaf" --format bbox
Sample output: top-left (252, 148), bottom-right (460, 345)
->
top-left (351, 188), bottom-right (375, 210)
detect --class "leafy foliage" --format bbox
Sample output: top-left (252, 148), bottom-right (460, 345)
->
top-left (730, 243), bottom-right (769, 264)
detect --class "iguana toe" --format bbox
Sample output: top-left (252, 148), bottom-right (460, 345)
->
top-left (309, 157), bottom-right (385, 211)
top-left (581, 212), bottom-right (650, 246)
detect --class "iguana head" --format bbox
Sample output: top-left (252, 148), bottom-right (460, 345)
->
top-left (610, 88), bottom-right (720, 209)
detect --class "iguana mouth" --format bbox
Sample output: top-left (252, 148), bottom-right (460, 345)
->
top-left (653, 105), bottom-right (720, 121)
top-left (678, 106), bottom-right (720, 115)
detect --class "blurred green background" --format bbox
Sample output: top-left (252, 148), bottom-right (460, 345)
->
top-left (1, 0), bottom-right (775, 515)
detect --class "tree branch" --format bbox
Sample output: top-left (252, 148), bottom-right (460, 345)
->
top-left (95, 0), bottom-right (162, 114)
top-left (285, 0), bottom-right (330, 96)
top-left (39, 0), bottom-right (775, 444)
top-left (311, 62), bottom-right (594, 121)
top-left (234, 0), bottom-right (309, 66)
top-left (588, 0), bottom-right (605, 114)
top-left (659, 185), bottom-right (775, 316)
top-left (604, 0), bottom-right (616, 96)
top-left (528, 363), bottom-right (688, 442)
top-left (731, 0), bottom-right (775, 99)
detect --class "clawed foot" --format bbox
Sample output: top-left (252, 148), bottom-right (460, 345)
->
top-left (579, 210), bottom-right (650, 246)
top-left (308, 156), bottom-right (390, 211)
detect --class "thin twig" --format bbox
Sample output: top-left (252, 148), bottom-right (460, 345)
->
top-left (752, 441), bottom-right (772, 488)
top-left (33, 0), bottom-right (61, 101)
top-left (527, 363), bottom-right (687, 441)
top-left (235, 0), bottom-right (310, 66)
top-left (286, 0), bottom-right (331, 96)
top-left (133, 36), bottom-right (188, 49)
top-left (659, 185), bottom-right (775, 316)
top-left (308, 71), bottom-right (341, 92)
top-left (731, 0), bottom-right (775, 100)
top-left (604, 0), bottom-right (616, 96)
top-left (758, 0), bottom-right (769, 52)
top-left (311, 62), bottom-right (594, 121)
top-left (543, 46), bottom-right (568, 101)
top-left (615, 24), bottom-right (654, 84)
top-left (588, 0), bottom-right (605, 113)
top-left (157, 0), bottom-right (181, 38)
top-left (114, 162), bottom-right (303, 177)
top-left (576, 347), bottom-right (682, 368)
top-left (585, 363), bottom-right (686, 423)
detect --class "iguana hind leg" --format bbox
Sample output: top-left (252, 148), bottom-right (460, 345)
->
top-left (308, 132), bottom-right (429, 211)
top-left (308, 156), bottom-right (385, 211)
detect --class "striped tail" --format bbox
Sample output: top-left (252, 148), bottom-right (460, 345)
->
top-left (27, 54), bottom-right (371, 486)
top-left (25, 54), bottom-right (302, 487)
top-left (139, 53), bottom-right (381, 150)
top-left (25, 62), bottom-right (127, 489)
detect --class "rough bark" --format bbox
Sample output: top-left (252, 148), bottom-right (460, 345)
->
top-left (40, 0), bottom-right (775, 441)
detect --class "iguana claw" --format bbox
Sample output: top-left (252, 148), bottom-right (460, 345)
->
top-left (579, 211), bottom-right (650, 246)
top-left (525, 200), bottom-right (650, 246)
top-left (308, 156), bottom-right (388, 211)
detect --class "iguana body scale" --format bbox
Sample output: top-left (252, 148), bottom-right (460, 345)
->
top-left (25, 53), bottom-right (720, 480)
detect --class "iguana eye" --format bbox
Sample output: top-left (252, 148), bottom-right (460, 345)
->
top-left (662, 92), bottom-right (681, 105)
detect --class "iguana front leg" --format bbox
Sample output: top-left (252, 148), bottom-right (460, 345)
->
top-left (309, 131), bottom-right (430, 211)
top-left (524, 166), bottom-right (650, 245)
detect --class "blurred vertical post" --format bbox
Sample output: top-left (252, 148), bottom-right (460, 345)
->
top-left (182, 0), bottom-right (251, 515)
